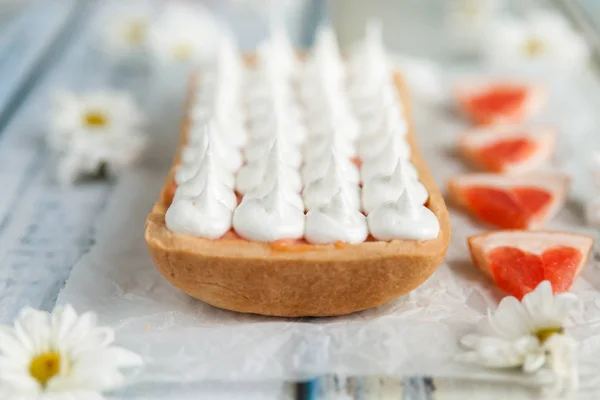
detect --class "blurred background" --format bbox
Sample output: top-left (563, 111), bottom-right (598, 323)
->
top-left (0, 0), bottom-right (598, 120)
top-left (1, 0), bottom-right (598, 65)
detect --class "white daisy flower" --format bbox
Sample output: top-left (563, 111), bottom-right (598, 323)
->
top-left (147, 3), bottom-right (221, 65)
top-left (48, 90), bottom-right (146, 186)
top-left (447, 0), bottom-right (504, 53)
top-left (485, 10), bottom-right (590, 71)
top-left (0, 305), bottom-right (142, 400)
top-left (457, 281), bottom-right (580, 395)
top-left (102, 1), bottom-right (155, 56)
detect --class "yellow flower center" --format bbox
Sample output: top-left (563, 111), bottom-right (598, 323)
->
top-left (172, 42), bottom-right (192, 62)
top-left (535, 327), bottom-right (564, 344)
top-left (124, 21), bottom-right (146, 46)
top-left (461, 1), bottom-right (480, 19)
top-left (523, 37), bottom-right (545, 57)
top-left (29, 352), bottom-right (61, 386)
top-left (84, 111), bottom-right (108, 128)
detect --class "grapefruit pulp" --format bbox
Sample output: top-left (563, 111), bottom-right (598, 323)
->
top-left (447, 173), bottom-right (569, 229)
top-left (458, 126), bottom-right (556, 174)
top-left (456, 82), bottom-right (545, 126)
top-left (468, 231), bottom-right (593, 299)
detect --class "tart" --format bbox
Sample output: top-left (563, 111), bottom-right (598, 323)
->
top-left (144, 29), bottom-right (450, 317)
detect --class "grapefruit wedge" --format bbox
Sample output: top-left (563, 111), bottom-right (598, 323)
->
top-left (458, 126), bottom-right (556, 174)
top-left (456, 82), bottom-right (546, 126)
top-left (447, 172), bottom-right (569, 229)
top-left (468, 230), bottom-right (593, 299)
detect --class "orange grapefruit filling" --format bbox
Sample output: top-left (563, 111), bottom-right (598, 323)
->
top-left (467, 86), bottom-right (527, 122)
top-left (477, 138), bottom-right (536, 172)
top-left (487, 245), bottom-right (581, 299)
top-left (464, 186), bottom-right (552, 228)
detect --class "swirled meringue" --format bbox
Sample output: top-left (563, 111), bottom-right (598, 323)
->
top-left (176, 132), bottom-right (234, 187)
top-left (348, 21), bottom-right (389, 99)
top-left (360, 132), bottom-right (411, 182)
top-left (165, 174), bottom-right (233, 239)
top-left (358, 115), bottom-right (408, 161)
top-left (252, 22), bottom-right (298, 81)
top-left (185, 120), bottom-right (242, 172)
top-left (302, 148), bottom-right (359, 185)
top-left (303, 26), bottom-right (345, 88)
top-left (249, 105), bottom-right (306, 147)
top-left (244, 127), bottom-right (303, 168)
top-left (173, 145), bottom-right (237, 210)
top-left (236, 139), bottom-right (302, 194)
top-left (306, 95), bottom-right (360, 143)
top-left (360, 104), bottom-right (407, 144)
top-left (243, 166), bottom-right (305, 211)
top-left (305, 189), bottom-right (368, 244)
top-left (362, 159), bottom-right (428, 214)
top-left (269, 21), bottom-right (299, 78)
top-left (246, 60), bottom-right (298, 115)
top-left (233, 177), bottom-right (305, 242)
top-left (367, 189), bottom-right (439, 241)
top-left (353, 80), bottom-right (402, 122)
top-left (303, 154), bottom-right (361, 210)
top-left (305, 126), bottom-right (356, 164)
top-left (303, 70), bottom-right (346, 113)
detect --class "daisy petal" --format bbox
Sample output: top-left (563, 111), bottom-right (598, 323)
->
top-left (487, 296), bottom-right (532, 339)
top-left (52, 305), bottom-right (79, 344)
top-left (0, 327), bottom-right (30, 360)
top-left (523, 352), bottom-right (546, 373)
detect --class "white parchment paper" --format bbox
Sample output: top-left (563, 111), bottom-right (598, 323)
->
top-left (57, 65), bottom-right (600, 388)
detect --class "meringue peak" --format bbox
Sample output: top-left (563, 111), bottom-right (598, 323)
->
top-left (322, 188), bottom-right (353, 220)
top-left (396, 188), bottom-right (420, 218)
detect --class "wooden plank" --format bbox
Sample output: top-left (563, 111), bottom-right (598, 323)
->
top-left (0, 0), bottom-right (81, 129)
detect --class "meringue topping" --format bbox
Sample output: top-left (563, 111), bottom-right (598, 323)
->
top-left (256, 19), bottom-right (299, 81)
top-left (362, 160), bottom-right (428, 214)
top-left (358, 112), bottom-right (408, 161)
top-left (359, 104), bottom-right (407, 146)
top-left (244, 135), bottom-right (303, 168)
top-left (185, 120), bottom-right (242, 172)
top-left (360, 132), bottom-right (411, 183)
top-left (236, 139), bottom-right (302, 194)
top-left (305, 126), bottom-right (356, 164)
top-left (367, 189), bottom-right (439, 241)
top-left (303, 26), bottom-right (345, 87)
top-left (173, 145), bottom-right (237, 210)
top-left (305, 189), bottom-right (368, 244)
top-left (302, 148), bottom-right (360, 185)
top-left (303, 153), bottom-right (361, 210)
top-left (348, 21), bottom-right (389, 97)
top-left (166, 174), bottom-right (234, 239)
top-left (308, 100), bottom-right (361, 142)
top-left (176, 131), bottom-right (234, 188)
top-left (243, 161), bottom-right (305, 211)
top-left (353, 81), bottom-right (402, 122)
top-left (246, 66), bottom-right (297, 111)
top-left (233, 177), bottom-right (305, 242)
top-left (249, 104), bottom-right (306, 147)
top-left (178, 125), bottom-right (208, 176)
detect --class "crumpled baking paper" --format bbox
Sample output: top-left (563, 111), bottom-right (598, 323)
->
top-left (57, 67), bottom-right (600, 388)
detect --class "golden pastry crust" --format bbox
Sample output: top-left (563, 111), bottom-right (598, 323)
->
top-left (144, 69), bottom-right (451, 317)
